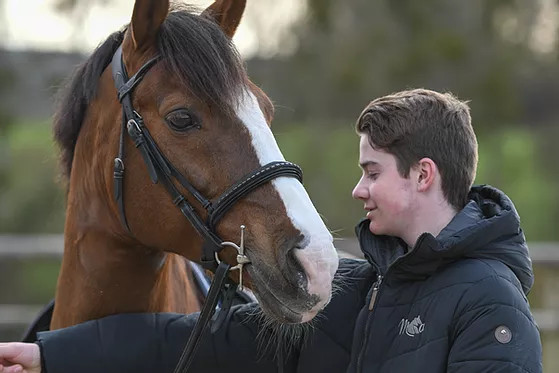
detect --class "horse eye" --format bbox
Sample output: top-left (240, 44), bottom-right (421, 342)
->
top-left (165, 109), bottom-right (200, 132)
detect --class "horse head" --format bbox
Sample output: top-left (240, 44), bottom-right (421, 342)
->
top-left (53, 0), bottom-right (338, 325)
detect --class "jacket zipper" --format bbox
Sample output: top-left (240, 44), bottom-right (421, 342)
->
top-left (368, 274), bottom-right (383, 310)
top-left (354, 234), bottom-right (426, 372)
top-left (356, 273), bottom-right (383, 372)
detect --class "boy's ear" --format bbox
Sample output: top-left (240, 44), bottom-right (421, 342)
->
top-left (415, 158), bottom-right (437, 192)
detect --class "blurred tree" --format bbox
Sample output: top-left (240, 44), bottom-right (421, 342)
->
top-left (54, 0), bottom-right (109, 10)
top-left (53, 0), bottom-right (112, 48)
top-left (0, 122), bottom-right (65, 233)
top-left (253, 0), bottom-right (557, 131)
top-left (0, 66), bottom-right (15, 211)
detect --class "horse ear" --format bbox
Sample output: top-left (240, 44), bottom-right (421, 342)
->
top-left (201, 0), bottom-right (246, 38)
top-left (129, 0), bottom-right (170, 51)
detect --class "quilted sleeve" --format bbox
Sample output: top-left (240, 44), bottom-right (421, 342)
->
top-left (38, 303), bottom-right (283, 373)
top-left (447, 275), bottom-right (542, 373)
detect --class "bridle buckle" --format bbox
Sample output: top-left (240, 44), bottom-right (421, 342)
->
top-left (126, 118), bottom-right (142, 134)
top-left (216, 225), bottom-right (250, 290)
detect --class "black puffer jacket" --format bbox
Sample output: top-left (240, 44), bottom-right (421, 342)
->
top-left (38, 185), bottom-right (542, 372)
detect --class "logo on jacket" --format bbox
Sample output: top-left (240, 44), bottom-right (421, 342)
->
top-left (398, 315), bottom-right (425, 337)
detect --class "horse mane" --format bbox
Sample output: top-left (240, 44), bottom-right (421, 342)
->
top-left (53, 5), bottom-right (247, 179)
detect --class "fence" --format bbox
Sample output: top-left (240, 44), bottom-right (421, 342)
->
top-left (1, 235), bottom-right (558, 369)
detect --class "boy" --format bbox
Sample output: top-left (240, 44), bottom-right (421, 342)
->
top-left (0, 89), bottom-right (542, 372)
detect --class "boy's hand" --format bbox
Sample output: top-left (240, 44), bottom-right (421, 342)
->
top-left (0, 343), bottom-right (41, 373)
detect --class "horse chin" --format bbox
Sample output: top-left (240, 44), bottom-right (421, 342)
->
top-left (247, 265), bottom-right (325, 324)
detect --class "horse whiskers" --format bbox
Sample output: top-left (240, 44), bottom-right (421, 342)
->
top-left (331, 270), bottom-right (351, 297)
top-left (244, 307), bottom-right (317, 364)
top-left (236, 268), bottom-right (349, 366)
top-left (329, 228), bottom-right (345, 237)
top-left (241, 261), bottom-right (347, 364)
top-left (245, 271), bottom-right (360, 366)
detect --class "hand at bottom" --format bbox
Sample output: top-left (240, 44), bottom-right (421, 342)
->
top-left (0, 343), bottom-right (41, 373)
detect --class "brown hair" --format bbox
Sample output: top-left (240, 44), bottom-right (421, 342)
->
top-left (356, 88), bottom-right (478, 210)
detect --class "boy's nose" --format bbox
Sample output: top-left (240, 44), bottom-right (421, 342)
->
top-left (352, 178), bottom-right (368, 200)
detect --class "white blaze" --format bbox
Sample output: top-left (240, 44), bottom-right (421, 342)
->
top-left (236, 91), bottom-right (339, 320)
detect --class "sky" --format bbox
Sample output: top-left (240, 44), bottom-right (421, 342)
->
top-left (2, 0), bottom-right (306, 57)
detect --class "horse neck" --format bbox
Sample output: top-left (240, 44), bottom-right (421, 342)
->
top-left (51, 182), bottom-right (201, 330)
top-left (50, 93), bottom-right (203, 329)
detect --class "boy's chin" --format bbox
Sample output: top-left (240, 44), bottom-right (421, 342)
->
top-left (368, 220), bottom-right (396, 238)
top-left (368, 220), bottom-right (383, 235)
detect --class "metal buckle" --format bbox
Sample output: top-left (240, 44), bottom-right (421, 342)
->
top-left (216, 225), bottom-right (251, 290)
top-left (126, 118), bottom-right (142, 134)
top-left (114, 157), bottom-right (125, 172)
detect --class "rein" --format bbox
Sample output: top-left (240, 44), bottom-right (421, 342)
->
top-left (110, 45), bottom-right (303, 372)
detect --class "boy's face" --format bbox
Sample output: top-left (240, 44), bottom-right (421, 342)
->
top-left (352, 134), bottom-right (418, 238)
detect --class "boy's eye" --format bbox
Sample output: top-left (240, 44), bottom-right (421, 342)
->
top-left (368, 172), bottom-right (379, 180)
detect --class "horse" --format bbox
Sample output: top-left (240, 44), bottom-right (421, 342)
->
top-left (48, 0), bottom-right (339, 331)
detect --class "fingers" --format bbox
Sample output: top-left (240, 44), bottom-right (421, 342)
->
top-left (0, 344), bottom-right (20, 360)
top-left (0, 364), bottom-right (24, 373)
top-left (0, 343), bottom-right (40, 373)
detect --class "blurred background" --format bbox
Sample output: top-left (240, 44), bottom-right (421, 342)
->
top-left (0, 0), bottom-right (558, 369)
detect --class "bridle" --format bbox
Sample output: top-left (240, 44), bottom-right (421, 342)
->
top-left (110, 45), bottom-right (303, 372)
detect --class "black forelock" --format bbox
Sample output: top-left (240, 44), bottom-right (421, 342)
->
top-left (158, 5), bottom-right (247, 115)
